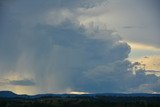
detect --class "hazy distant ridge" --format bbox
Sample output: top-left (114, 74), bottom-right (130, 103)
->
top-left (0, 91), bottom-right (160, 99)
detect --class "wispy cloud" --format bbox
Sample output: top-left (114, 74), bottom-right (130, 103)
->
top-left (128, 42), bottom-right (160, 51)
top-left (9, 79), bottom-right (35, 86)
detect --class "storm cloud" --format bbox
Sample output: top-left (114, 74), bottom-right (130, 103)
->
top-left (0, 0), bottom-right (160, 94)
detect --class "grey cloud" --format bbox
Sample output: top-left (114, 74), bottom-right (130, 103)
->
top-left (9, 79), bottom-right (35, 86)
top-left (0, 0), bottom-right (160, 94)
top-left (1, 20), bottom-right (158, 93)
top-left (123, 26), bottom-right (134, 29)
top-left (123, 26), bottom-right (144, 29)
top-left (0, 18), bottom-right (133, 93)
top-left (79, 61), bottom-right (159, 93)
top-left (28, 21), bottom-right (132, 93)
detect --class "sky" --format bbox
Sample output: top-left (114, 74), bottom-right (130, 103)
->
top-left (0, 0), bottom-right (160, 94)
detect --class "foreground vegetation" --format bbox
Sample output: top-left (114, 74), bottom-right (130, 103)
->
top-left (0, 95), bottom-right (160, 107)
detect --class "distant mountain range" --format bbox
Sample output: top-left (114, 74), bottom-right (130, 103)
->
top-left (0, 91), bottom-right (160, 99)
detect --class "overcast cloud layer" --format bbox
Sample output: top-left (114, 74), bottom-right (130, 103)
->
top-left (0, 0), bottom-right (160, 94)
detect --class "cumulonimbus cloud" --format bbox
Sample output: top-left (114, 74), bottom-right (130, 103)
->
top-left (0, 0), bottom-right (159, 94)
